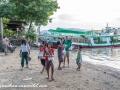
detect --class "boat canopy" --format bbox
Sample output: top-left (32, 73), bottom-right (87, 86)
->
top-left (48, 28), bottom-right (88, 34)
top-left (88, 35), bottom-right (120, 38)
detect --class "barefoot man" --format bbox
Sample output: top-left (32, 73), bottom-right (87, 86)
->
top-left (63, 36), bottom-right (72, 67)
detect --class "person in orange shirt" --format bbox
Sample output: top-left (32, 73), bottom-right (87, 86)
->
top-left (44, 43), bottom-right (54, 81)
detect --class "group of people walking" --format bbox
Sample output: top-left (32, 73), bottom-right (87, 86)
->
top-left (20, 36), bottom-right (83, 81)
top-left (57, 36), bottom-right (82, 71)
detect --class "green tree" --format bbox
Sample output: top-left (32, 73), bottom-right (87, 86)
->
top-left (0, 0), bottom-right (59, 30)
top-left (2, 17), bottom-right (14, 36)
top-left (3, 29), bottom-right (13, 36)
top-left (25, 27), bottom-right (36, 40)
top-left (0, 0), bottom-right (17, 20)
top-left (2, 17), bottom-right (9, 28)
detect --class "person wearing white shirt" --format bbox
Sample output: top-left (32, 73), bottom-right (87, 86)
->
top-left (8, 43), bottom-right (16, 52)
top-left (2, 36), bottom-right (9, 55)
top-left (20, 40), bottom-right (30, 71)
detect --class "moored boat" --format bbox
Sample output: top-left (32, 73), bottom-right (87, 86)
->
top-left (40, 26), bottom-right (120, 49)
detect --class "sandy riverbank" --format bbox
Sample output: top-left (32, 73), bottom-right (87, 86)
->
top-left (0, 47), bottom-right (120, 90)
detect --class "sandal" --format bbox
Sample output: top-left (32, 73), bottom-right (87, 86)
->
top-left (40, 70), bottom-right (44, 73)
top-left (26, 65), bottom-right (29, 68)
top-left (77, 68), bottom-right (80, 71)
top-left (58, 67), bottom-right (62, 70)
top-left (63, 66), bottom-right (65, 68)
top-left (46, 77), bottom-right (49, 79)
top-left (21, 68), bottom-right (24, 71)
top-left (67, 66), bottom-right (69, 67)
top-left (51, 77), bottom-right (54, 81)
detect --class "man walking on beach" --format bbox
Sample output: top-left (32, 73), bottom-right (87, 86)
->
top-left (63, 36), bottom-right (72, 67)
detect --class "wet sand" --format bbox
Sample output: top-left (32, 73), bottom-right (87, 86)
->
top-left (0, 47), bottom-right (120, 90)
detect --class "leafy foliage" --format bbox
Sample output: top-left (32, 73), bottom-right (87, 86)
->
top-left (0, 0), bottom-right (59, 38)
top-left (18, 31), bottom-right (25, 37)
top-left (2, 17), bottom-right (9, 28)
top-left (0, 0), bottom-right (17, 20)
top-left (2, 17), bottom-right (14, 36)
top-left (3, 29), bottom-right (14, 36)
top-left (0, 0), bottom-right (59, 26)
top-left (25, 27), bottom-right (36, 40)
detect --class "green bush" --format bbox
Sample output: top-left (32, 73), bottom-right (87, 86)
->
top-left (3, 29), bottom-right (14, 36)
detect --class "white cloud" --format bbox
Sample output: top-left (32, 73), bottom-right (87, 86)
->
top-left (41, 0), bottom-right (120, 30)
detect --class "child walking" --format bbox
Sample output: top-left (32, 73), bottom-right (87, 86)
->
top-left (38, 43), bottom-right (46, 73)
top-left (76, 45), bottom-right (82, 71)
top-left (20, 40), bottom-right (30, 71)
top-left (57, 41), bottom-right (64, 70)
top-left (44, 43), bottom-right (54, 81)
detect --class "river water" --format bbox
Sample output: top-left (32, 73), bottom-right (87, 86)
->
top-left (70, 47), bottom-right (120, 71)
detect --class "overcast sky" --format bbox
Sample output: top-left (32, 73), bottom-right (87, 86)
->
top-left (41, 0), bottom-right (120, 30)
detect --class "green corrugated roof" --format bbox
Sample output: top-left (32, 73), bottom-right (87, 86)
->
top-left (48, 28), bottom-right (88, 34)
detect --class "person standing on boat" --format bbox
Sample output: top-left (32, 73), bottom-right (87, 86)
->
top-left (20, 40), bottom-right (30, 71)
top-left (63, 36), bottom-right (72, 67)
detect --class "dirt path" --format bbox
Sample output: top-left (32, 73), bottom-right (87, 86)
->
top-left (0, 47), bottom-right (120, 90)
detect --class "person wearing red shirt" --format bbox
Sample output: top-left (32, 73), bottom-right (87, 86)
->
top-left (44, 43), bottom-right (54, 81)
